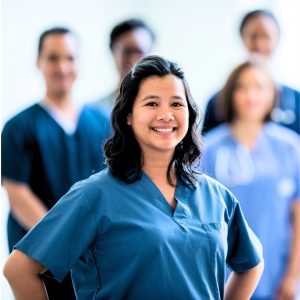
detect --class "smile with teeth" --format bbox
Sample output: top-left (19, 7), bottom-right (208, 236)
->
top-left (152, 127), bottom-right (175, 132)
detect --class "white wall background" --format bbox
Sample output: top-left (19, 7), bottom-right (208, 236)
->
top-left (1, 0), bottom-right (300, 299)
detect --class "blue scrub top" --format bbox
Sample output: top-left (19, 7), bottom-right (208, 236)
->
top-left (201, 122), bottom-right (300, 298)
top-left (1, 103), bottom-right (111, 250)
top-left (15, 169), bottom-right (262, 300)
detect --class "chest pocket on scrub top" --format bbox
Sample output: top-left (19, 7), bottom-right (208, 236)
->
top-left (201, 222), bottom-right (228, 270)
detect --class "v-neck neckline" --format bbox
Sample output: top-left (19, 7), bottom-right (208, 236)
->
top-left (138, 171), bottom-right (191, 230)
top-left (228, 123), bottom-right (267, 154)
top-left (38, 102), bottom-right (85, 136)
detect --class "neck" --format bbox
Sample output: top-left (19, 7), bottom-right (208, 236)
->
top-left (44, 91), bottom-right (73, 111)
top-left (231, 119), bottom-right (264, 149)
top-left (142, 151), bottom-right (175, 183)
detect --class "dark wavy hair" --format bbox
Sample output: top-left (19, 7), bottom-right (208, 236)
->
top-left (104, 55), bottom-right (201, 187)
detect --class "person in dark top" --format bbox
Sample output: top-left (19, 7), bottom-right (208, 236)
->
top-left (202, 9), bottom-right (299, 135)
top-left (93, 18), bottom-right (155, 111)
top-left (1, 27), bottom-right (110, 299)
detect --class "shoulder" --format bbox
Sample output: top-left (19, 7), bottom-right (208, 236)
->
top-left (198, 174), bottom-right (236, 206)
top-left (193, 174), bottom-right (237, 223)
top-left (80, 105), bottom-right (111, 136)
top-left (202, 124), bottom-right (231, 147)
top-left (206, 90), bottom-right (221, 105)
top-left (82, 104), bottom-right (110, 121)
top-left (2, 103), bottom-right (41, 133)
top-left (198, 173), bottom-right (234, 197)
top-left (280, 84), bottom-right (300, 96)
top-left (69, 168), bottom-right (126, 200)
top-left (264, 122), bottom-right (300, 147)
top-left (90, 92), bottom-right (115, 111)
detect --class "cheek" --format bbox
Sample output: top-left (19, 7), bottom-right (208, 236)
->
top-left (260, 91), bottom-right (274, 110)
top-left (179, 110), bottom-right (190, 132)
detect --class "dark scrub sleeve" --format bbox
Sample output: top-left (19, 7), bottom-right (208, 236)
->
top-left (14, 180), bottom-right (99, 282)
top-left (1, 118), bottom-right (33, 183)
top-left (226, 196), bottom-right (263, 272)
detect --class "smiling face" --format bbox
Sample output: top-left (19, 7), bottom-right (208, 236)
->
top-left (232, 66), bottom-right (275, 123)
top-left (37, 33), bottom-right (79, 97)
top-left (127, 74), bottom-right (189, 158)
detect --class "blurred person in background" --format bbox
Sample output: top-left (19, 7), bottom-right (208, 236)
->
top-left (202, 9), bottom-right (300, 135)
top-left (4, 55), bottom-right (263, 300)
top-left (1, 27), bottom-right (110, 299)
top-left (202, 60), bottom-right (300, 300)
top-left (93, 18), bottom-right (155, 111)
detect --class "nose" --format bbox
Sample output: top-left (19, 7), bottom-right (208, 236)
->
top-left (156, 111), bottom-right (174, 122)
top-left (57, 58), bottom-right (71, 73)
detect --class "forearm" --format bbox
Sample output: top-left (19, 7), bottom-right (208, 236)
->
top-left (6, 271), bottom-right (48, 300)
top-left (3, 180), bottom-right (48, 230)
top-left (224, 261), bottom-right (264, 300)
top-left (4, 250), bottom-right (48, 300)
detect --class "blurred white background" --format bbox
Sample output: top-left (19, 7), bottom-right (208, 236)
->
top-left (1, 0), bottom-right (300, 299)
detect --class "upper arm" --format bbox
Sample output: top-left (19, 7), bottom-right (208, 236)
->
top-left (3, 179), bottom-right (32, 196)
top-left (291, 200), bottom-right (300, 224)
top-left (1, 119), bottom-right (33, 184)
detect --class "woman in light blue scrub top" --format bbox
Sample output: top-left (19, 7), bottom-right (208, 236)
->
top-left (4, 56), bottom-right (264, 300)
top-left (202, 60), bottom-right (300, 300)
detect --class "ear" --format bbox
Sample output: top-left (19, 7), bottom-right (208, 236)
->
top-left (127, 113), bottom-right (132, 126)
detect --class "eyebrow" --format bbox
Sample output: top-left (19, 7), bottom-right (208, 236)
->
top-left (142, 95), bottom-right (185, 101)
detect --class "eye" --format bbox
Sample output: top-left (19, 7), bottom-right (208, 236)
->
top-left (48, 55), bottom-right (59, 62)
top-left (67, 55), bottom-right (75, 62)
top-left (145, 102), bottom-right (158, 107)
top-left (171, 102), bottom-right (184, 107)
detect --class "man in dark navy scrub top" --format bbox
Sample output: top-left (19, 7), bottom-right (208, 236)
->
top-left (1, 27), bottom-right (110, 299)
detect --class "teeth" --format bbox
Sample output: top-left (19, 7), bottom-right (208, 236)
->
top-left (154, 128), bottom-right (173, 132)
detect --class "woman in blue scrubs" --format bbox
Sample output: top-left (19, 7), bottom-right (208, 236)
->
top-left (4, 56), bottom-right (263, 300)
top-left (202, 60), bottom-right (300, 300)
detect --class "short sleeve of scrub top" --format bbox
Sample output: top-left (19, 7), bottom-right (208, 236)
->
top-left (226, 197), bottom-right (263, 272)
top-left (1, 113), bottom-right (34, 183)
top-left (14, 178), bottom-right (99, 282)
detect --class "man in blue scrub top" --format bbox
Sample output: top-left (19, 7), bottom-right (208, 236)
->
top-left (1, 27), bottom-right (110, 299)
top-left (4, 56), bottom-right (263, 300)
top-left (202, 9), bottom-right (300, 135)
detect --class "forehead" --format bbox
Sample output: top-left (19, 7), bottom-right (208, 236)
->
top-left (40, 33), bottom-right (78, 55)
top-left (243, 15), bottom-right (279, 35)
top-left (114, 28), bottom-right (153, 49)
top-left (137, 75), bottom-right (186, 95)
top-left (237, 66), bottom-right (272, 84)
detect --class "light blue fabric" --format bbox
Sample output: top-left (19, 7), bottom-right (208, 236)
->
top-left (15, 169), bottom-right (262, 300)
top-left (201, 122), bottom-right (300, 299)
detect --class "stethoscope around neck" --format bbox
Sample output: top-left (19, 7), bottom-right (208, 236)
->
top-left (215, 144), bottom-right (255, 187)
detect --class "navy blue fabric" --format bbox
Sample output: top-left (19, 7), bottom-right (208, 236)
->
top-left (1, 103), bottom-right (111, 250)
